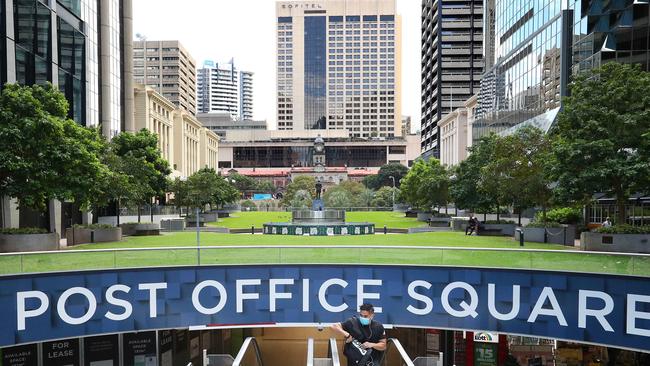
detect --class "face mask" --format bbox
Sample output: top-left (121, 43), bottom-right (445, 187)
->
top-left (359, 317), bottom-right (371, 326)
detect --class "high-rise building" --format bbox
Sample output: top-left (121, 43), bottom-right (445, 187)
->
top-left (2, 0), bottom-right (134, 230)
top-left (275, 0), bottom-right (402, 138)
top-left (197, 60), bottom-right (254, 120)
top-left (474, 0), bottom-right (650, 140)
top-left (2, 0), bottom-right (134, 136)
top-left (420, 0), bottom-right (484, 159)
top-left (133, 40), bottom-right (197, 115)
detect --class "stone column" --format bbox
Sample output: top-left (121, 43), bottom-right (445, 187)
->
top-left (1, 196), bottom-right (20, 229)
top-left (122, 0), bottom-right (135, 132)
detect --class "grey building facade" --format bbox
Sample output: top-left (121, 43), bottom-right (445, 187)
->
top-left (197, 60), bottom-right (254, 121)
top-left (421, 0), bottom-right (484, 159)
top-left (196, 112), bottom-right (267, 138)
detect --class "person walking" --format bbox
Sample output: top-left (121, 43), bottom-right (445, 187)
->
top-left (331, 303), bottom-right (387, 366)
top-left (602, 217), bottom-right (612, 227)
top-left (466, 215), bottom-right (478, 235)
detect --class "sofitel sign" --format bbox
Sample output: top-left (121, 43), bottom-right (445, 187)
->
top-left (1, 265), bottom-right (650, 352)
top-left (279, 3), bottom-right (323, 9)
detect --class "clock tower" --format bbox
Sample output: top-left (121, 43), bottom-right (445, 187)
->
top-left (313, 135), bottom-right (326, 173)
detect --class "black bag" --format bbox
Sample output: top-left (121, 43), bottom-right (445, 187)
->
top-left (343, 317), bottom-right (376, 366)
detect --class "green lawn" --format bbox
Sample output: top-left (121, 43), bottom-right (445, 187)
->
top-left (207, 211), bottom-right (427, 229)
top-left (1, 231), bottom-right (649, 277)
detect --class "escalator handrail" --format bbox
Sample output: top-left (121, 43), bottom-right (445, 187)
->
top-left (233, 337), bottom-right (264, 366)
top-left (307, 338), bottom-right (315, 366)
top-left (381, 338), bottom-right (414, 366)
top-left (328, 338), bottom-right (341, 366)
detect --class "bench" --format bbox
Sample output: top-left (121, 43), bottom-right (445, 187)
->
top-left (477, 227), bottom-right (503, 236)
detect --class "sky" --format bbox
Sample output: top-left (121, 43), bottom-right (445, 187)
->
top-left (133, 0), bottom-right (421, 133)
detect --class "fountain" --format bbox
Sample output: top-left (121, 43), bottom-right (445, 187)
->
top-left (263, 180), bottom-right (375, 236)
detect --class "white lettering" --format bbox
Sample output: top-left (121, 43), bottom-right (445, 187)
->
top-left (627, 294), bottom-right (650, 337)
top-left (105, 284), bottom-right (132, 321)
top-left (57, 287), bottom-right (97, 325)
top-left (318, 279), bottom-right (348, 312)
top-left (488, 284), bottom-right (520, 321)
top-left (270, 279), bottom-right (294, 312)
top-left (527, 287), bottom-right (568, 326)
top-left (407, 280), bottom-right (433, 315)
top-left (236, 279), bottom-right (261, 313)
top-left (578, 290), bottom-right (614, 332)
top-left (302, 279), bottom-right (310, 312)
top-left (138, 282), bottom-right (167, 318)
top-left (17, 291), bottom-right (49, 331)
top-left (357, 279), bottom-right (382, 313)
top-left (192, 280), bottom-right (227, 315)
top-left (441, 282), bottom-right (478, 318)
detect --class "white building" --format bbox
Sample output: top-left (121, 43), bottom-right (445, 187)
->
top-left (197, 60), bottom-right (254, 121)
top-left (437, 94), bottom-right (478, 166)
top-left (276, 0), bottom-right (402, 138)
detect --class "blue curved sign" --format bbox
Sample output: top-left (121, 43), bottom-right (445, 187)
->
top-left (1, 265), bottom-right (649, 352)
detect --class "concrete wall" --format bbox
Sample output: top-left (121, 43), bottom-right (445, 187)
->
top-left (581, 232), bottom-right (650, 254)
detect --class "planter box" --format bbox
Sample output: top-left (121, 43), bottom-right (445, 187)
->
top-left (161, 219), bottom-right (186, 231)
top-left (482, 223), bottom-right (517, 236)
top-left (405, 211), bottom-right (418, 218)
top-left (200, 212), bottom-right (218, 222)
top-left (130, 223), bottom-right (160, 236)
top-left (65, 227), bottom-right (122, 246)
top-left (516, 226), bottom-right (573, 246)
top-left (0, 233), bottom-right (60, 253)
top-left (428, 217), bottom-right (451, 227)
top-left (417, 212), bottom-right (432, 222)
top-left (581, 232), bottom-right (650, 253)
top-left (450, 217), bottom-right (470, 231)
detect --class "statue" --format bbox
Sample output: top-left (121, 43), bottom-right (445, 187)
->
top-left (315, 181), bottom-right (323, 200)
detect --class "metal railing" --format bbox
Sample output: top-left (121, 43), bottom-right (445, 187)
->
top-left (0, 245), bottom-right (649, 277)
top-left (233, 337), bottom-right (264, 366)
top-left (381, 338), bottom-right (414, 366)
top-left (306, 338), bottom-right (341, 366)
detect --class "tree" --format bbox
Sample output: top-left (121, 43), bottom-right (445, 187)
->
top-left (290, 189), bottom-right (312, 209)
top-left (551, 63), bottom-right (650, 224)
top-left (324, 189), bottom-right (353, 209)
top-left (359, 188), bottom-right (376, 208)
top-left (186, 168), bottom-right (240, 211)
top-left (400, 159), bottom-right (449, 211)
top-left (281, 175), bottom-right (316, 207)
top-left (256, 180), bottom-right (276, 194)
top-left (0, 83), bottom-right (108, 216)
top-left (363, 163), bottom-right (408, 189)
top-left (228, 173), bottom-right (258, 193)
top-left (449, 134), bottom-right (499, 217)
top-left (372, 186), bottom-right (399, 208)
top-left (168, 177), bottom-right (190, 213)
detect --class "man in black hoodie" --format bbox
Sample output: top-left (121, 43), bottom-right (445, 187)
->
top-left (331, 304), bottom-right (387, 366)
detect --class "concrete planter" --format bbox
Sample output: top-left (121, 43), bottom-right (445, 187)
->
top-left (0, 233), bottom-right (60, 253)
top-left (417, 212), bottom-right (432, 222)
top-left (580, 232), bottom-right (650, 253)
top-left (161, 219), bottom-right (186, 231)
top-left (516, 226), bottom-right (573, 246)
top-left (121, 223), bottom-right (160, 236)
top-left (200, 212), bottom-right (218, 222)
top-left (482, 223), bottom-right (517, 236)
top-left (450, 217), bottom-right (470, 231)
top-left (428, 217), bottom-right (451, 227)
top-left (66, 227), bottom-right (122, 245)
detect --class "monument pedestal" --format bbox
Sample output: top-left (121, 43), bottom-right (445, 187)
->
top-left (312, 199), bottom-right (324, 211)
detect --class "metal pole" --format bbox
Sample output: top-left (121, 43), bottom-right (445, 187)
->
top-left (196, 207), bottom-right (200, 265)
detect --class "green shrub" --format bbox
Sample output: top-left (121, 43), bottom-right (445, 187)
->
top-left (537, 207), bottom-right (582, 224)
top-left (526, 221), bottom-right (563, 228)
top-left (595, 225), bottom-right (650, 234)
top-left (240, 200), bottom-right (258, 211)
top-left (73, 224), bottom-right (115, 229)
top-left (0, 227), bottom-right (49, 235)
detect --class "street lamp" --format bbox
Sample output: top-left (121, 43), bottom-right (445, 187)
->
top-left (389, 176), bottom-right (396, 208)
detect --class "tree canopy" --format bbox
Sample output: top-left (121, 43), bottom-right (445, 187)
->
top-left (551, 62), bottom-right (650, 223)
top-left (363, 163), bottom-right (408, 189)
top-left (281, 175), bottom-right (316, 207)
top-left (400, 159), bottom-right (449, 211)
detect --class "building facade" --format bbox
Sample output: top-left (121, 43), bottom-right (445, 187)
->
top-left (197, 59), bottom-right (254, 120)
top-left (133, 40), bottom-right (197, 115)
top-left (196, 112), bottom-right (267, 138)
top-left (276, 0), bottom-right (402, 138)
top-left (438, 108), bottom-right (468, 167)
top-left (473, 0), bottom-right (650, 141)
top-left (420, 0), bottom-right (484, 159)
top-left (134, 84), bottom-right (176, 165)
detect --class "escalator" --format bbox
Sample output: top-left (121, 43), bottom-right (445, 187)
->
top-left (205, 337), bottom-right (263, 366)
top-left (306, 337), bottom-right (341, 366)
top-left (381, 338), bottom-right (443, 366)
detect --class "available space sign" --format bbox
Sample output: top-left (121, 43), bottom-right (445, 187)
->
top-left (1, 265), bottom-right (649, 352)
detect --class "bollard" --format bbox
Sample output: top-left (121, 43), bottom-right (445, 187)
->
top-left (90, 230), bottom-right (95, 243)
top-left (252, 225), bottom-right (255, 235)
top-left (517, 228), bottom-right (524, 247)
top-left (384, 225), bottom-right (387, 234)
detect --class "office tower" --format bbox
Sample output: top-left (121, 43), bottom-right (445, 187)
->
top-left (420, 0), bottom-right (484, 158)
top-left (276, 0), bottom-right (402, 138)
top-left (197, 59), bottom-right (254, 120)
top-left (133, 40), bottom-right (197, 115)
top-left (2, 0), bottom-right (134, 136)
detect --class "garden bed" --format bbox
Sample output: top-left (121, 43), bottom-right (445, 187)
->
top-left (0, 232), bottom-right (59, 252)
top-left (66, 226), bottom-right (122, 245)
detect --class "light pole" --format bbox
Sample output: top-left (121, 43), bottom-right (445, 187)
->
top-left (389, 176), bottom-right (396, 208)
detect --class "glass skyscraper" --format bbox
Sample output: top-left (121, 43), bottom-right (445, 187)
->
top-left (2, 0), bottom-right (132, 137)
top-left (276, 0), bottom-right (402, 138)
